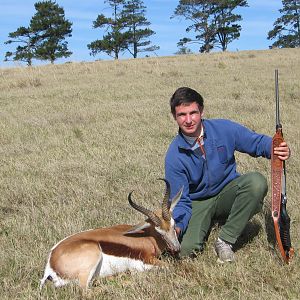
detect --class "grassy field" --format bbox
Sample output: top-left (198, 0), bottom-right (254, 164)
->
top-left (0, 48), bottom-right (299, 299)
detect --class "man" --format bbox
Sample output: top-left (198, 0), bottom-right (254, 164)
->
top-left (165, 87), bottom-right (291, 263)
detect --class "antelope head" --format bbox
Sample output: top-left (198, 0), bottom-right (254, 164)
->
top-left (127, 178), bottom-right (183, 254)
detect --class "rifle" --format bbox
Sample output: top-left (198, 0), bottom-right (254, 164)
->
top-left (271, 69), bottom-right (294, 263)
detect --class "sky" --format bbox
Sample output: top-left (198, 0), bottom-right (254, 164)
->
top-left (0, 0), bottom-right (283, 67)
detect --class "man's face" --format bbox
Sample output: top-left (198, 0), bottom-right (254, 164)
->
top-left (174, 102), bottom-right (203, 137)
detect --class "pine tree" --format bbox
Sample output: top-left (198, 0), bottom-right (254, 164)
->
top-left (30, 1), bottom-right (72, 63)
top-left (4, 26), bottom-right (36, 66)
top-left (4, 1), bottom-right (72, 65)
top-left (268, 0), bottom-right (300, 48)
top-left (175, 46), bottom-right (193, 55)
top-left (122, 0), bottom-right (159, 58)
top-left (87, 0), bottom-right (128, 59)
top-left (214, 0), bottom-right (248, 51)
top-left (172, 0), bottom-right (248, 53)
top-left (173, 1), bottom-right (215, 53)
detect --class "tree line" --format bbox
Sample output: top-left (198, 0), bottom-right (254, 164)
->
top-left (4, 0), bottom-right (300, 66)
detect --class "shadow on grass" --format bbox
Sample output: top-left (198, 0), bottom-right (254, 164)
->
top-left (0, 206), bottom-right (18, 215)
top-left (262, 204), bottom-right (287, 264)
top-left (263, 205), bottom-right (277, 249)
top-left (229, 203), bottom-right (278, 252)
top-left (205, 217), bottom-right (263, 252)
top-left (233, 220), bottom-right (262, 251)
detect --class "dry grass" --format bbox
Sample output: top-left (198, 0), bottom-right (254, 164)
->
top-left (0, 48), bottom-right (299, 299)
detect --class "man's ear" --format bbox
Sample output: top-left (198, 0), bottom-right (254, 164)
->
top-left (200, 107), bottom-right (204, 117)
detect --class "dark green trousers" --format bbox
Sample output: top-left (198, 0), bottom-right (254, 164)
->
top-left (180, 172), bottom-right (268, 257)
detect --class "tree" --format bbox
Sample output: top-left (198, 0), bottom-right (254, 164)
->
top-left (5, 1), bottom-right (72, 65)
top-left (4, 26), bottom-right (36, 66)
top-left (268, 0), bottom-right (300, 48)
top-left (175, 46), bottom-right (193, 55)
top-left (173, 1), bottom-right (216, 53)
top-left (121, 0), bottom-right (159, 58)
top-left (87, 0), bottom-right (128, 59)
top-left (214, 0), bottom-right (248, 51)
top-left (172, 0), bottom-right (248, 53)
top-left (30, 1), bottom-right (72, 63)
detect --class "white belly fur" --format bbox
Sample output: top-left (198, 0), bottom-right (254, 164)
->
top-left (41, 252), bottom-right (154, 288)
top-left (99, 253), bottom-right (154, 277)
top-left (41, 237), bottom-right (155, 288)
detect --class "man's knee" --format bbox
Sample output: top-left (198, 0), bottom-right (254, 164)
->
top-left (246, 172), bottom-right (268, 198)
top-left (241, 172), bottom-right (268, 213)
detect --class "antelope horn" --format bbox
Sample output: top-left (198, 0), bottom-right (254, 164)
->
top-left (169, 186), bottom-right (183, 211)
top-left (158, 178), bottom-right (172, 221)
top-left (128, 191), bottom-right (161, 226)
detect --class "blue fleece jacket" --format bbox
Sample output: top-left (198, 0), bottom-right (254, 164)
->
top-left (164, 119), bottom-right (272, 234)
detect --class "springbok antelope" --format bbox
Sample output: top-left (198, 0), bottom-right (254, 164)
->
top-left (40, 179), bottom-right (182, 289)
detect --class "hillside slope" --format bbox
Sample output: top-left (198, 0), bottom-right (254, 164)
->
top-left (0, 48), bottom-right (299, 299)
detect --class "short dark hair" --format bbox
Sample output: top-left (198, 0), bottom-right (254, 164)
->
top-left (170, 87), bottom-right (204, 116)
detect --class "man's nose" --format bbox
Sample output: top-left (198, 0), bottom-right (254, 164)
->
top-left (185, 114), bottom-right (192, 123)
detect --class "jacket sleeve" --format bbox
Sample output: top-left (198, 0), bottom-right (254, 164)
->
top-left (165, 157), bottom-right (192, 235)
top-left (233, 122), bottom-right (272, 158)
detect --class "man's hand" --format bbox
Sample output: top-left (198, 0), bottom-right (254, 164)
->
top-left (274, 141), bottom-right (291, 161)
top-left (175, 227), bottom-right (181, 237)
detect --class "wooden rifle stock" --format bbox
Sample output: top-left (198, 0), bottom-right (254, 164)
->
top-left (271, 69), bottom-right (294, 263)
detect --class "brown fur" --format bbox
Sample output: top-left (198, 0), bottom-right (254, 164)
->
top-left (48, 223), bottom-right (168, 287)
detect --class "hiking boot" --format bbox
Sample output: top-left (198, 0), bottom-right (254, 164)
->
top-left (214, 238), bottom-right (235, 263)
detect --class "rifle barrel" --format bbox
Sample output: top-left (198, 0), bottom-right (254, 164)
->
top-left (275, 69), bottom-right (281, 130)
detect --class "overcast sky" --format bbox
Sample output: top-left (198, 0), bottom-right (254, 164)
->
top-left (0, 0), bottom-right (283, 67)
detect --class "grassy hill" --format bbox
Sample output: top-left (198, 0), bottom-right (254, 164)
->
top-left (0, 48), bottom-right (299, 299)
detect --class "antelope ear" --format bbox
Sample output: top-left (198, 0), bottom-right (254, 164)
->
top-left (169, 187), bottom-right (183, 212)
top-left (125, 221), bottom-right (151, 234)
